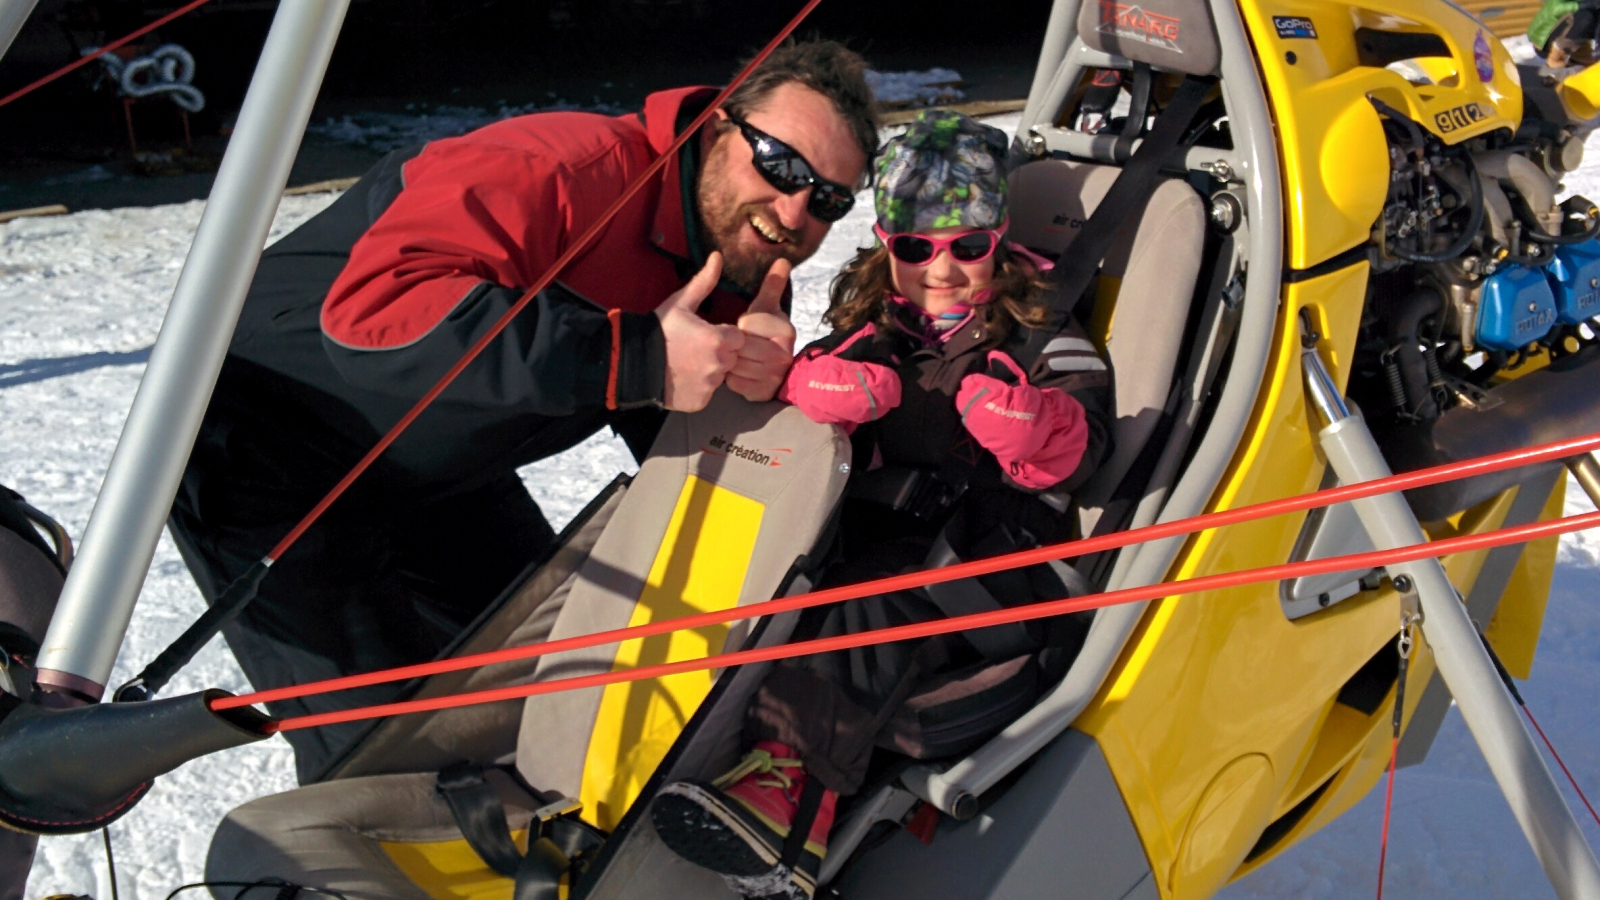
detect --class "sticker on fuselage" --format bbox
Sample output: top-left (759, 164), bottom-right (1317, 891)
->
top-left (1433, 102), bottom-right (1490, 133)
top-left (1272, 15), bottom-right (1317, 38)
top-left (1474, 30), bottom-right (1494, 82)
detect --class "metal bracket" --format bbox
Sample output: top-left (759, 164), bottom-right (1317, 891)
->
top-left (818, 784), bottom-right (919, 886)
top-left (1393, 573), bottom-right (1424, 636)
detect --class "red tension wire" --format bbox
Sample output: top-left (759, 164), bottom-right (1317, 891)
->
top-left (1376, 737), bottom-right (1400, 900)
top-left (1523, 705), bottom-right (1600, 829)
top-left (0, 0), bottom-right (216, 109)
top-left (264, 0), bottom-right (825, 563)
top-left (253, 507), bottom-right (1600, 731)
top-left (213, 428), bottom-right (1600, 712)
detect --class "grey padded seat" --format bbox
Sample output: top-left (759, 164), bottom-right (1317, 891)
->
top-left (1007, 159), bottom-right (1208, 537)
top-left (205, 388), bottom-right (851, 900)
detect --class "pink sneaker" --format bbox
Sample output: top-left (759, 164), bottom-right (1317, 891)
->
top-left (652, 741), bottom-right (837, 898)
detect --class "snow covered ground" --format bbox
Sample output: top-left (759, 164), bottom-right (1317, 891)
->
top-left (2, 95), bottom-right (1599, 900)
top-left (864, 68), bottom-right (966, 107)
top-left (304, 68), bottom-right (966, 152)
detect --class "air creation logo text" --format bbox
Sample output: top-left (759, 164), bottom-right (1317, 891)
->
top-left (707, 435), bottom-right (776, 467)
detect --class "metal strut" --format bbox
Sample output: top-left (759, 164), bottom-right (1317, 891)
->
top-left (1567, 452), bottom-right (1600, 509)
top-left (1301, 329), bottom-right (1600, 900)
top-left (0, 0), bottom-right (39, 64)
top-left (33, 0), bottom-right (353, 701)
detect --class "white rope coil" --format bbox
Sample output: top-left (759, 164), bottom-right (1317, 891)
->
top-left (87, 43), bottom-right (206, 113)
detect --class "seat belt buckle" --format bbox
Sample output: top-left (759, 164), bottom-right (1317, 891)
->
top-left (899, 472), bottom-right (966, 521)
top-left (852, 466), bottom-right (967, 520)
top-left (533, 795), bottom-right (583, 823)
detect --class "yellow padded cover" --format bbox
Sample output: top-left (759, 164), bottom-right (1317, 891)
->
top-left (579, 475), bottom-right (763, 830)
top-left (382, 830), bottom-right (530, 900)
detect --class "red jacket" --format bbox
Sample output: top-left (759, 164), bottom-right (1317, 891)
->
top-left (324, 85), bottom-right (749, 353)
top-left (211, 87), bottom-right (744, 494)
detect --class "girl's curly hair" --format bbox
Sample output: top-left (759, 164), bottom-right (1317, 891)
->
top-left (824, 242), bottom-right (1050, 341)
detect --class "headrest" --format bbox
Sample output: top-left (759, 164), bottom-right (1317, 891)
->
top-left (1077, 0), bottom-right (1221, 76)
top-left (1007, 158), bottom-right (1206, 276)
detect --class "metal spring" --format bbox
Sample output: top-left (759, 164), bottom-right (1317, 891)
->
top-left (1381, 347), bottom-right (1409, 415)
top-left (1423, 341), bottom-right (1451, 409)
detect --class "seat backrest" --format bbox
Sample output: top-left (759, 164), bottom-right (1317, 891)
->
top-left (514, 388), bottom-right (850, 831)
top-left (1008, 158), bottom-right (1208, 535)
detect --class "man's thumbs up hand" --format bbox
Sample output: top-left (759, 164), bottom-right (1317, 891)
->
top-left (727, 258), bottom-right (798, 402)
top-left (656, 252), bottom-right (745, 412)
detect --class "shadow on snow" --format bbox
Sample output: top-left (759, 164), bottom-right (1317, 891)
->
top-left (0, 347), bottom-right (152, 389)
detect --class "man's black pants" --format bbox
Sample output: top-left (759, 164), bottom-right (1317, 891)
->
top-left (170, 460), bottom-right (555, 784)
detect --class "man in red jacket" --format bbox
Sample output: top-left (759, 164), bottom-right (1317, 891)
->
top-left (168, 41), bottom-right (878, 781)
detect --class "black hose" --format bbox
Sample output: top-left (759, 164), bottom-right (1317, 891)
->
top-left (103, 828), bottom-right (119, 900)
top-left (165, 882), bottom-right (349, 900)
top-left (1368, 96), bottom-right (1427, 160)
top-left (1519, 195), bottom-right (1600, 245)
top-left (1390, 152), bottom-right (1485, 263)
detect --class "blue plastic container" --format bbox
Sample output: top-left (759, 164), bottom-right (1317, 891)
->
top-left (1546, 238), bottom-right (1600, 325)
top-left (1477, 264), bottom-right (1558, 351)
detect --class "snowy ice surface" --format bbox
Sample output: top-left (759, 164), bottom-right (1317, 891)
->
top-left (306, 67), bottom-right (971, 152)
top-left (307, 100), bottom-right (628, 153)
top-left (864, 68), bottom-right (966, 106)
top-left (1505, 34), bottom-right (1543, 63)
top-left (2, 96), bottom-right (1598, 900)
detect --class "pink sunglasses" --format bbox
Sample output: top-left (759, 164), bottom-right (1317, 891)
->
top-left (873, 222), bottom-right (1008, 266)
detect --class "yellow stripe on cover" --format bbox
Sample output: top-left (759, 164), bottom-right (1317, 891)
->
top-left (580, 475), bottom-right (764, 831)
top-left (381, 831), bottom-right (531, 900)
top-left (1087, 274), bottom-right (1120, 350)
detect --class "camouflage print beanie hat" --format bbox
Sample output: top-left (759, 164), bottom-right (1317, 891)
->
top-left (874, 109), bottom-right (1009, 234)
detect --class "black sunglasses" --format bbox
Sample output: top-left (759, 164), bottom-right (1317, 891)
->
top-left (729, 116), bottom-right (857, 223)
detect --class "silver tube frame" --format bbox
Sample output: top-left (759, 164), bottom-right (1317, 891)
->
top-left (35, 0), bottom-right (352, 697)
top-left (0, 0), bottom-right (39, 64)
top-left (907, 0), bottom-right (1285, 813)
top-left (1020, 0), bottom-right (1081, 134)
top-left (1305, 349), bottom-right (1600, 900)
top-left (1567, 454), bottom-right (1600, 509)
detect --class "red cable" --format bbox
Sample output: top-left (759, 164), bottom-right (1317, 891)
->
top-left (263, 0), bottom-right (824, 562)
top-left (246, 507), bottom-right (1600, 730)
top-left (1523, 705), bottom-right (1600, 829)
top-left (0, 0), bottom-right (216, 109)
top-left (1376, 736), bottom-right (1399, 900)
top-left (213, 430), bottom-right (1600, 711)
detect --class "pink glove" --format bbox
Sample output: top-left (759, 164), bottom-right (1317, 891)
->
top-left (957, 351), bottom-right (1090, 490)
top-left (778, 325), bottom-right (902, 428)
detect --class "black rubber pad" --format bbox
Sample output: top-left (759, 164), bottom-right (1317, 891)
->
top-left (651, 786), bottom-right (779, 877)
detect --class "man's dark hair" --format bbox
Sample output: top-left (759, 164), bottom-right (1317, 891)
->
top-left (725, 40), bottom-right (880, 172)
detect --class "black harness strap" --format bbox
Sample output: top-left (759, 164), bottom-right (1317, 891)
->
top-left (434, 763), bottom-right (605, 900)
top-left (779, 775), bottom-right (827, 870)
top-left (921, 531), bottom-right (1037, 663)
top-left (1013, 74), bottom-right (1216, 372)
top-left (435, 763), bottom-right (525, 878)
top-left (1114, 63), bottom-right (1154, 163)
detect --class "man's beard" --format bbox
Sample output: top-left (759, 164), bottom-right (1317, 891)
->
top-left (697, 148), bottom-right (803, 294)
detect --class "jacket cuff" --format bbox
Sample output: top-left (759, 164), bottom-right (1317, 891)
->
top-left (607, 309), bottom-right (666, 410)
